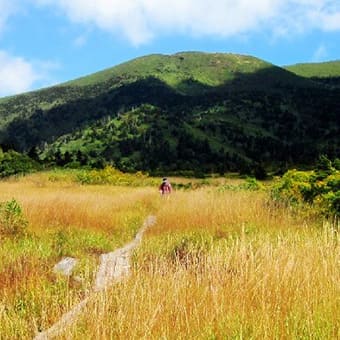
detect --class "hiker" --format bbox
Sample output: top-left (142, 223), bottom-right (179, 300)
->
top-left (159, 177), bottom-right (172, 196)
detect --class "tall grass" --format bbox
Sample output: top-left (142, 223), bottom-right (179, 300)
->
top-left (0, 176), bottom-right (338, 339)
top-left (65, 189), bottom-right (339, 339)
top-left (152, 189), bottom-right (310, 236)
top-left (72, 225), bottom-right (339, 339)
top-left (0, 176), bottom-right (159, 338)
top-left (0, 180), bottom-right (158, 235)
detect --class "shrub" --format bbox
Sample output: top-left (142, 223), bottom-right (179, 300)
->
top-left (75, 165), bottom-right (157, 186)
top-left (271, 157), bottom-right (339, 217)
top-left (240, 177), bottom-right (263, 191)
top-left (271, 170), bottom-right (313, 206)
top-left (0, 199), bottom-right (28, 238)
top-left (218, 177), bottom-right (263, 192)
top-left (0, 149), bottom-right (40, 178)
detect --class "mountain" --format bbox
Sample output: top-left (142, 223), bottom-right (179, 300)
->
top-left (284, 60), bottom-right (340, 88)
top-left (0, 52), bottom-right (339, 174)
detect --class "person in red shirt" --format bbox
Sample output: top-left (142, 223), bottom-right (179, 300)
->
top-left (159, 177), bottom-right (172, 196)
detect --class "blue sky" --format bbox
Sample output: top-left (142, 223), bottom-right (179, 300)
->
top-left (0, 0), bottom-right (339, 97)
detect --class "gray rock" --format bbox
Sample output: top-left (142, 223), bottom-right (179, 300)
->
top-left (53, 257), bottom-right (78, 276)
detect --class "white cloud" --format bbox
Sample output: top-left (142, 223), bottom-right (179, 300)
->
top-left (31, 0), bottom-right (280, 45)
top-left (0, 51), bottom-right (38, 96)
top-left (0, 0), bottom-right (18, 34)
top-left (31, 0), bottom-right (340, 45)
top-left (74, 35), bottom-right (87, 47)
top-left (314, 10), bottom-right (340, 31)
top-left (276, 0), bottom-right (340, 34)
top-left (312, 44), bottom-right (328, 62)
top-left (0, 51), bottom-right (59, 97)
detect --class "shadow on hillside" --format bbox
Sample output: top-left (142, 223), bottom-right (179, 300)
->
top-left (1, 65), bottom-right (339, 156)
top-left (310, 76), bottom-right (340, 88)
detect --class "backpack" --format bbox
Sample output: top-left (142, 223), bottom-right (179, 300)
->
top-left (161, 181), bottom-right (171, 193)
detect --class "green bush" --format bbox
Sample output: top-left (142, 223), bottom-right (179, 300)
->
top-left (0, 199), bottom-right (28, 238)
top-left (218, 177), bottom-right (263, 192)
top-left (75, 165), bottom-right (158, 186)
top-left (240, 177), bottom-right (263, 191)
top-left (271, 157), bottom-right (339, 217)
top-left (0, 149), bottom-right (40, 178)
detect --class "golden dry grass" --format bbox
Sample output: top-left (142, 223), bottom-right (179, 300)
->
top-left (0, 176), bottom-right (159, 338)
top-left (67, 189), bottom-right (338, 339)
top-left (0, 179), bottom-right (158, 234)
top-left (151, 189), bottom-right (308, 235)
top-left (0, 176), bottom-right (339, 339)
top-left (71, 227), bottom-right (339, 339)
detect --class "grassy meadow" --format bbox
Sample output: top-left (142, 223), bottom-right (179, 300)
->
top-left (0, 172), bottom-right (339, 339)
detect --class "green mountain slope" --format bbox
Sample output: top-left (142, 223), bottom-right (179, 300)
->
top-left (284, 60), bottom-right (340, 88)
top-left (284, 60), bottom-right (340, 78)
top-left (66, 52), bottom-right (295, 90)
top-left (0, 52), bottom-right (339, 174)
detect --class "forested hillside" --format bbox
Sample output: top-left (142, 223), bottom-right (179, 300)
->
top-left (0, 52), bottom-right (339, 174)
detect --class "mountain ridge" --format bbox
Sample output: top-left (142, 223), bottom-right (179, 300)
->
top-left (0, 52), bottom-right (339, 174)
top-left (284, 60), bottom-right (340, 78)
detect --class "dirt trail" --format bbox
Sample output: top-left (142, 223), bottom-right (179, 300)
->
top-left (34, 215), bottom-right (156, 340)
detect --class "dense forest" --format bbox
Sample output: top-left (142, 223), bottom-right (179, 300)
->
top-left (0, 52), bottom-right (339, 175)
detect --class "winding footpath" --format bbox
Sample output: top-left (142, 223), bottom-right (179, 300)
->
top-left (34, 215), bottom-right (156, 340)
